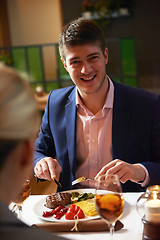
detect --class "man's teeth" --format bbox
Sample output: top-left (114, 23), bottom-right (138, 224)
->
top-left (82, 75), bottom-right (95, 81)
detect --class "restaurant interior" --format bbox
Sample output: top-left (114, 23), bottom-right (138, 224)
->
top-left (0, 1), bottom-right (160, 238)
top-left (0, 0), bottom-right (160, 177)
top-left (1, 0), bottom-right (160, 94)
top-left (0, 0), bottom-right (160, 191)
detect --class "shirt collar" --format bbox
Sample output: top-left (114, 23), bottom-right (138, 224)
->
top-left (104, 76), bottom-right (114, 109)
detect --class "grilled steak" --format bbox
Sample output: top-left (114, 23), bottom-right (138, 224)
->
top-left (45, 192), bottom-right (71, 209)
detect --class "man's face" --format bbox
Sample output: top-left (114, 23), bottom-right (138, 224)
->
top-left (63, 44), bottom-right (108, 96)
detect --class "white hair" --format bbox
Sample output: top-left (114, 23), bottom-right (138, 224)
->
top-left (0, 64), bottom-right (40, 140)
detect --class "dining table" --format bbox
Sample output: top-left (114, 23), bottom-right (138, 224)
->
top-left (18, 192), bottom-right (144, 240)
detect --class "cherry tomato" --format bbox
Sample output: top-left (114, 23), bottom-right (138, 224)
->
top-left (42, 204), bottom-right (85, 220)
top-left (60, 207), bottom-right (68, 214)
top-left (54, 205), bottom-right (64, 212)
top-left (77, 208), bottom-right (85, 219)
top-left (65, 209), bottom-right (76, 220)
top-left (42, 205), bottom-right (64, 218)
top-left (54, 211), bottom-right (65, 219)
top-left (54, 207), bottom-right (68, 219)
top-left (42, 209), bottom-right (55, 217)
top-left (65, 204), bottom-right (85, 220)
top-left (69, 204), bottom-right (78, 214)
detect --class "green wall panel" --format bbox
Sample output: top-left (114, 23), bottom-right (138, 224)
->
top-left (12, 48), bottom-right (27, 73)
top-left (27, 47), bottom-right (43, 82)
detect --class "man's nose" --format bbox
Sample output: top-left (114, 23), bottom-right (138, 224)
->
top-left (81, 62), bottom-right (92, 74)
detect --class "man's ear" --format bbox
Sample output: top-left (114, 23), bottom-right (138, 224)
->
top-left (104, 48), bottom-right (109, 65)
top-left (62, 59), bottom-right (69, 72)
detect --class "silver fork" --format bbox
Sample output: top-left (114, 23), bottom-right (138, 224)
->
top-left (72, 176), bottom-right (94, 186)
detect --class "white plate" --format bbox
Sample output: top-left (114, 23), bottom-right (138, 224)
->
top-left (33, 188), bottom-right (100, 222)
top-left (33, 188), bottom-right (130, 222)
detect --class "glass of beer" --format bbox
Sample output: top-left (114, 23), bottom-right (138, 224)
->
top-left (12, 179), bottom-right (31, 219)
top-left (95, 174), bottom-right (124, 239)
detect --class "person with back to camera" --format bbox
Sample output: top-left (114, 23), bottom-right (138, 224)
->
top-left (34, 17), bottom-right (160, 192)
top-left (0, 64), bottom-right (66, 240)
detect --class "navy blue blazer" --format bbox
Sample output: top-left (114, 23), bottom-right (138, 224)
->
top-left (34, 81), bottom-right (160, 192)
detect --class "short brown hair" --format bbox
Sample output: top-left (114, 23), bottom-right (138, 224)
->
top-left (59, 17), bottom-right (106, 61)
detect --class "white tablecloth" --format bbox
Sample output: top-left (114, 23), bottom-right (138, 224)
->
top-left (20, 192), bottom-right (144, 240)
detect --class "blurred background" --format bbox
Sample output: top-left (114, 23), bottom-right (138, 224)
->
top-left (0, 0), bottom-right (160, 98)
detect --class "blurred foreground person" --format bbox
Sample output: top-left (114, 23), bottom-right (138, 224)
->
top-left (0, 64), bottom-right (65, 240)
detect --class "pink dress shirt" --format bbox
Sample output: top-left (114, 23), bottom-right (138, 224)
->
top-left (75, 77), bottom-right (149, 187)
top-left (75, 77), bottom-right (113, 185)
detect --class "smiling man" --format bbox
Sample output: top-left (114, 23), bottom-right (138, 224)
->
top-left (63, 44), bottom-right (108, 114)
top-left (34, 18), bottom-right (160, 192)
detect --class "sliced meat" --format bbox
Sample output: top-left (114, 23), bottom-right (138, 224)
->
top-left (45, 192), bottom-right (71, 209)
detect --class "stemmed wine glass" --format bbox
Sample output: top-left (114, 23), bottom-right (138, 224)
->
top-left (11, 179), bottom-right (31, 219)
top-left (95, 174), bottom-right (124, 239)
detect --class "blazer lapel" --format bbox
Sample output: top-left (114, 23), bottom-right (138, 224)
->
top-left (65, 88), bottom-right (77, 177)
top-left (112, 82), bottom-right (131, 160)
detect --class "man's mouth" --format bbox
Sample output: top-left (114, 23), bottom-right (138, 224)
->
top-left (80, 74), bottom-right (96, 81)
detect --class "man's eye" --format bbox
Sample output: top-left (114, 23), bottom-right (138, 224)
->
top-left (89, 56), bottom-right (99, 61)
top-left (71, 60), bottom-right (79, 66)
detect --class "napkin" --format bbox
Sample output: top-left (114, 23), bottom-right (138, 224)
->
top-left (32, 219), bottom-right (124, 232)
